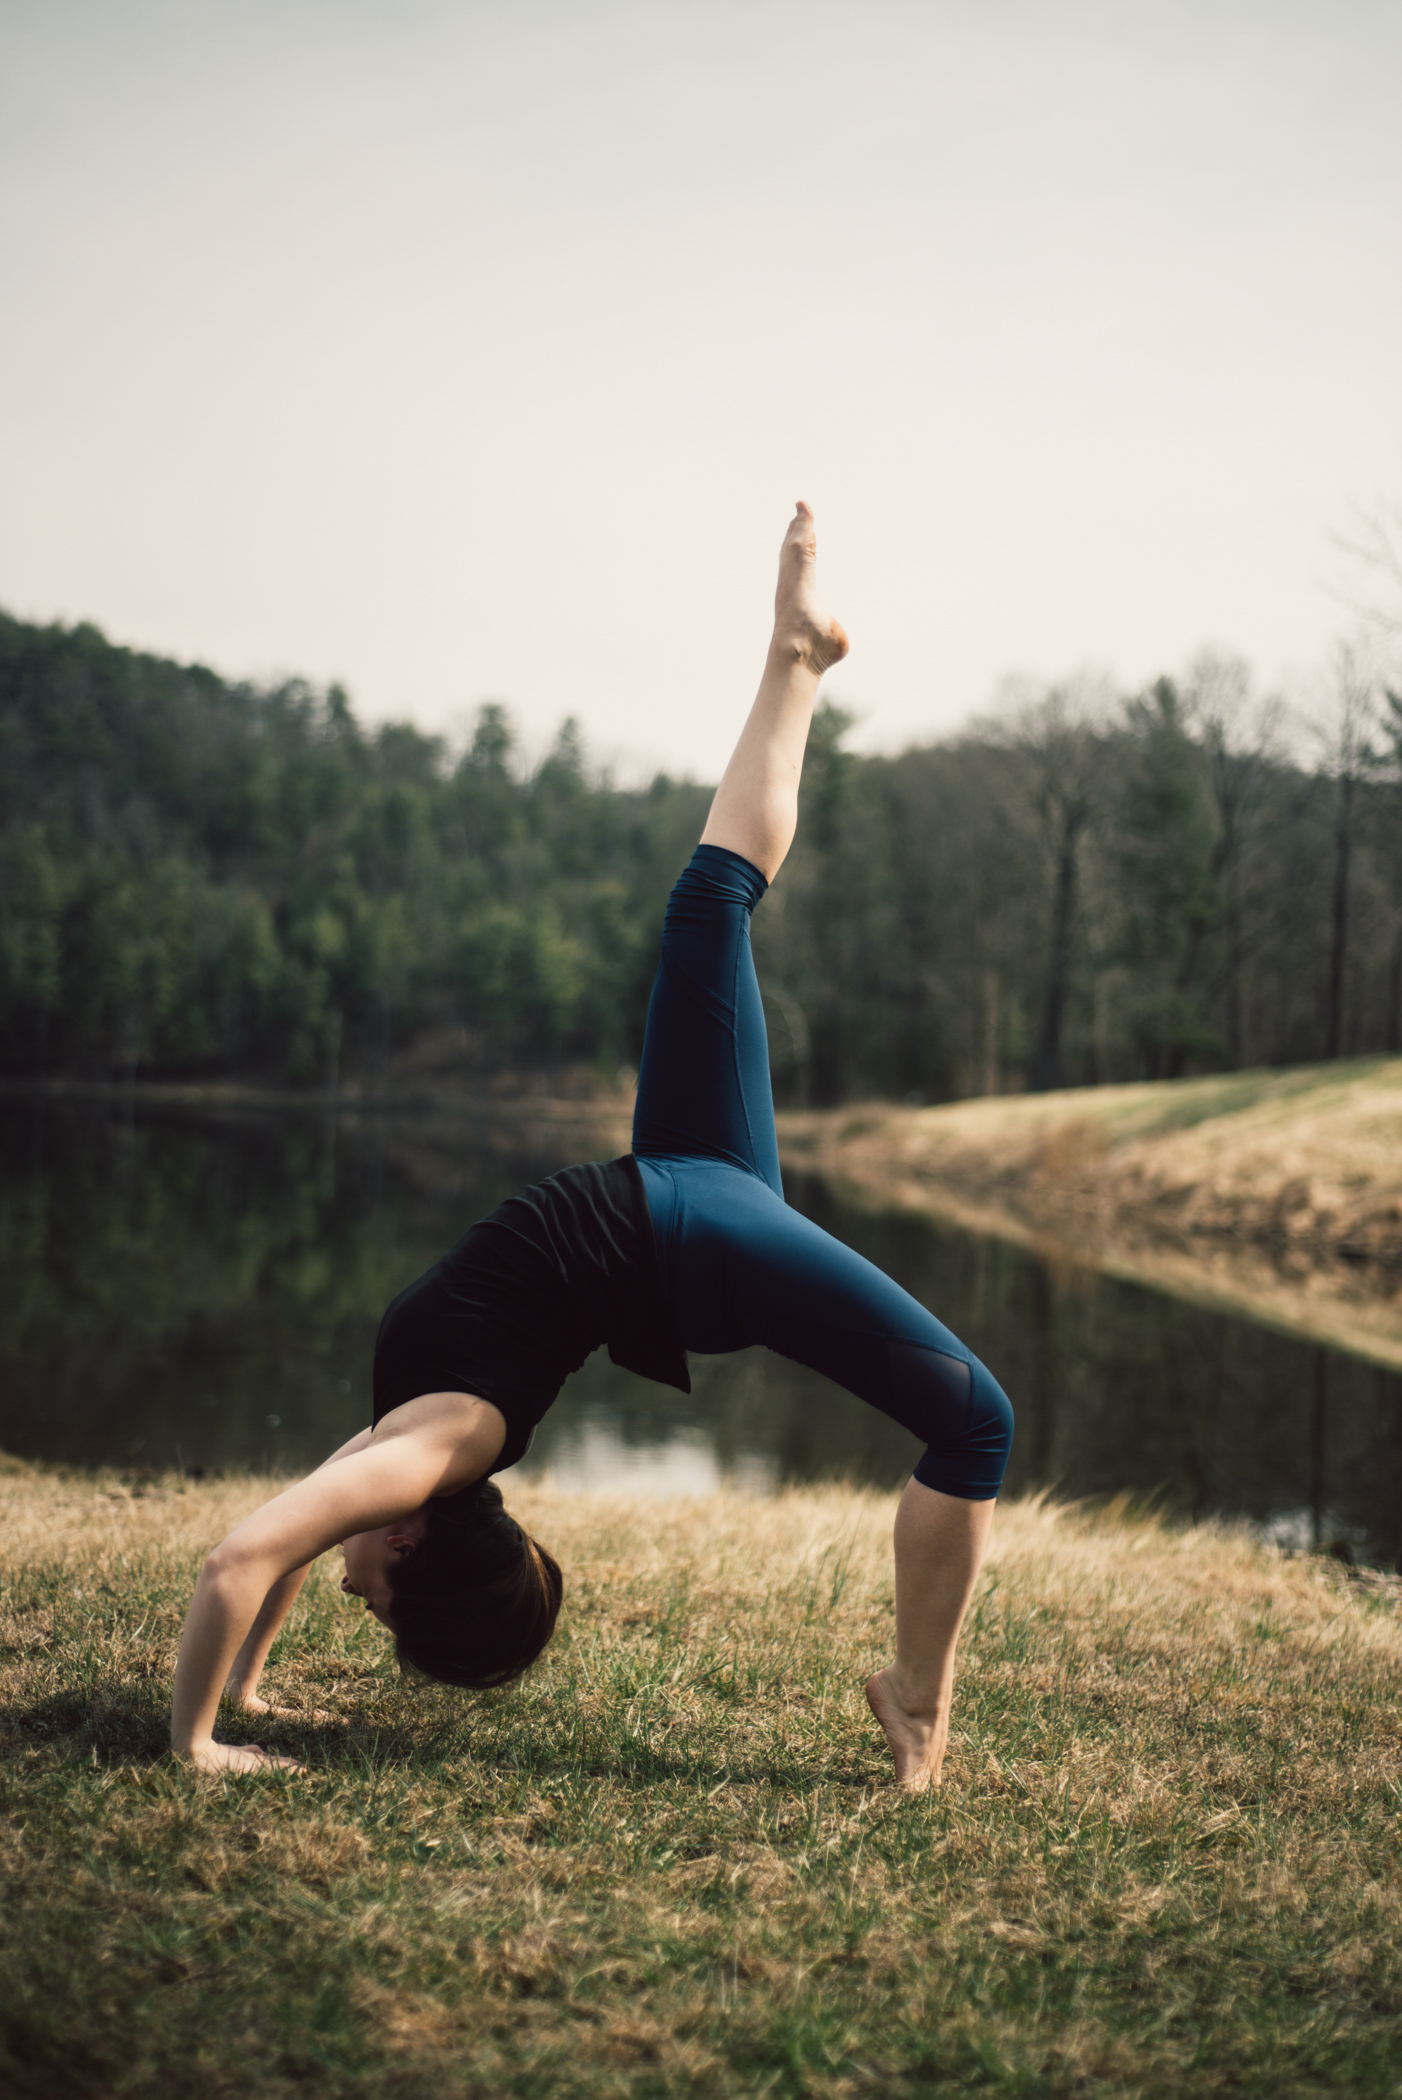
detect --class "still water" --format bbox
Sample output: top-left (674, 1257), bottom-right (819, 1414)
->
top-left (2, 1099), bottom-right (1399, 1565)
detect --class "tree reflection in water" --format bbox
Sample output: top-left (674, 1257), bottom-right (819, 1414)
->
top-left (1, 1101), bottom-right (1398, 1566)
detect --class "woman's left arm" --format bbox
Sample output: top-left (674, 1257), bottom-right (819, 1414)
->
top-left (223, 1566), bottom-right (316, 1717)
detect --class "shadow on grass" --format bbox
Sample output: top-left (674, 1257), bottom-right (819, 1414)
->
top-left (0, 2000), bottom-right (112, 2100)
top-left (321, 1719), bottom-right (884, 1796)
top-left (3, 1682), bottom-right (889, 1800)
top-left (1, 1672), bottom-right (460, 1773)
top-left (1, 1681), bottom-right (169, 1763)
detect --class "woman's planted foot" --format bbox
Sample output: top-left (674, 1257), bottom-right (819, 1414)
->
top-left (865, 1666), bottom-right (949, 1791)
top-left (773, 501), bottom-right (849, 675)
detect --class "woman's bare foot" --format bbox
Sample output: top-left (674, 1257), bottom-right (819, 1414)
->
top-left (773, 500), bottom-right (849, 674)
top-left (865, 1666), bottom-right (949, 1792)
top-left (235, 1692), bottom-right (341, 1725)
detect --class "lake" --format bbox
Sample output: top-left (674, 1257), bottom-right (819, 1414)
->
top-left (2, 1096), bottom-right (1399, 1565)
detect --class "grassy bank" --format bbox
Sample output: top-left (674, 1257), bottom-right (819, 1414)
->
top-left (2, 1464), bottom-right (1401, 2096)
top-left (780, 1058), bottom-right (1402, 1368)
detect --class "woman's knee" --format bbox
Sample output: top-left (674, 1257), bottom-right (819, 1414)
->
top-left (911, 1360), bottom-right (1013, 1501)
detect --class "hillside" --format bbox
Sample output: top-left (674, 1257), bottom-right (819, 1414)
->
top-left (779, 1058), bottom-right (1402, 1366)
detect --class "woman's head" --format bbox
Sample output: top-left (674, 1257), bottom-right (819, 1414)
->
top-left (381, 1480), bottom-right (563, 1689)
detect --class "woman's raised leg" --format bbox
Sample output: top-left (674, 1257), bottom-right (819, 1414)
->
top-left (632, 501), bottom-right (847, 1182)
top-left (699, 501), bottom-right (848, 882)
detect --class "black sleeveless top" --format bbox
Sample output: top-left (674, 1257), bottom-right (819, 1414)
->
top-left (371, 1156), bottom-right (690, 1471)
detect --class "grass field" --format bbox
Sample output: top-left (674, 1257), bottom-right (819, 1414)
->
top-left (2, 1459), bottom-right (1400, 2098)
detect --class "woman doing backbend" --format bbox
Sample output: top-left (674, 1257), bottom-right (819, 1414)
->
top-left (171, 505), bottom-right (1015, 1791)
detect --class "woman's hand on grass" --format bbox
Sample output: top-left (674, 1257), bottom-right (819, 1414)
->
top-left (180, 1737), bottom-right (304, 1776)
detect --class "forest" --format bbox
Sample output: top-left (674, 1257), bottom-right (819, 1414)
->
top-left (1, 607), bottom-right (1399, 1105)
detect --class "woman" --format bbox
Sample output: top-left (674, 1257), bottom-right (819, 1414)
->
top-left (171, 504), bottom-right (1014, 1791)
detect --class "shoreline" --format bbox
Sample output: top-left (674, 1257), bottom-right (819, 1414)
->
top-left (0, 1072), bottom-right (636, 1124)
top-left (7, 1064), bottom-right (1401, 1368)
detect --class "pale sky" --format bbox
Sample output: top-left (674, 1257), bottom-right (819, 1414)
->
top-left (2, 0), bottom-right (1399, 778)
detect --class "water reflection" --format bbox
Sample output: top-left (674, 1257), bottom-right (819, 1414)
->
top-left (1, 1098), bottom-right (1398, 1565)
top-left (538, 1423), bottom-right (776, 1498)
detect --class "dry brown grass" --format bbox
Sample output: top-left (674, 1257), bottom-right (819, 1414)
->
top-left (780, 1058), bottom-right (1402, 1367)
top-left (2, 1459), bottom-right (1401, 2096)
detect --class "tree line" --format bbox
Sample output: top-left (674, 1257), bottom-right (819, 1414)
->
top-left (1, 608), bottom-right (1399, 1103)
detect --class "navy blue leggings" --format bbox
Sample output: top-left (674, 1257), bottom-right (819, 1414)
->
top-left (632, 844), bottom-right (1014, 1499)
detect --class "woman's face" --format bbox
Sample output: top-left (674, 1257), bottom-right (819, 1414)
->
top-left (339, 1510), bottom-right (427, 1623)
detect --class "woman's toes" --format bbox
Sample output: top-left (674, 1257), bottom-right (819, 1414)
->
top-left (865, 1670), bottom-right (945, 1788)
top-left (771, 502), bottom-right (846, 669)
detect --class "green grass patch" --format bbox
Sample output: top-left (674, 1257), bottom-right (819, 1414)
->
top-left (1065, 1057), bottom-right (1402, 1143)
top-left (2, 1467), bottom-right (1400, 2096)
top-left (889, 1055), bottom-right (1402, 1154)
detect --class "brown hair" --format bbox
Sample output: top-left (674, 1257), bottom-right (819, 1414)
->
top-left (385, 1480), bottom-right (563, 1689)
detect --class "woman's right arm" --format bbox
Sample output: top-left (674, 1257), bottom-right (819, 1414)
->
top-left (222, 1428), bottom-right (375, 1718)
top-left (170, 1395), bottom-right (502, 1772)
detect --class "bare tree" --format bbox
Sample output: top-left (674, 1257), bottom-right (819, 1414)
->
top-left (990, 674), bottom-right (1113, 1092)
top-left (1332, 502), bottom-right (1402, 640)
top-left (1331, 505), bottom-right (1402, 1050)
top-left (1312, 640), bottom-right (1381, 1059)
top-left (1381, 679), bottom-right (1402, 1051)
top-left (1180, 649), bottom-right (1284, 1065)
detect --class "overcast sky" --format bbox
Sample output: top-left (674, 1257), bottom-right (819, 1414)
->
top-left (2, 0), bottom-right (1399, 777)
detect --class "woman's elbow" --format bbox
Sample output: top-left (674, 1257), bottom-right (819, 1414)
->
top-left (200, 1537), bottom-right (265, 1599)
